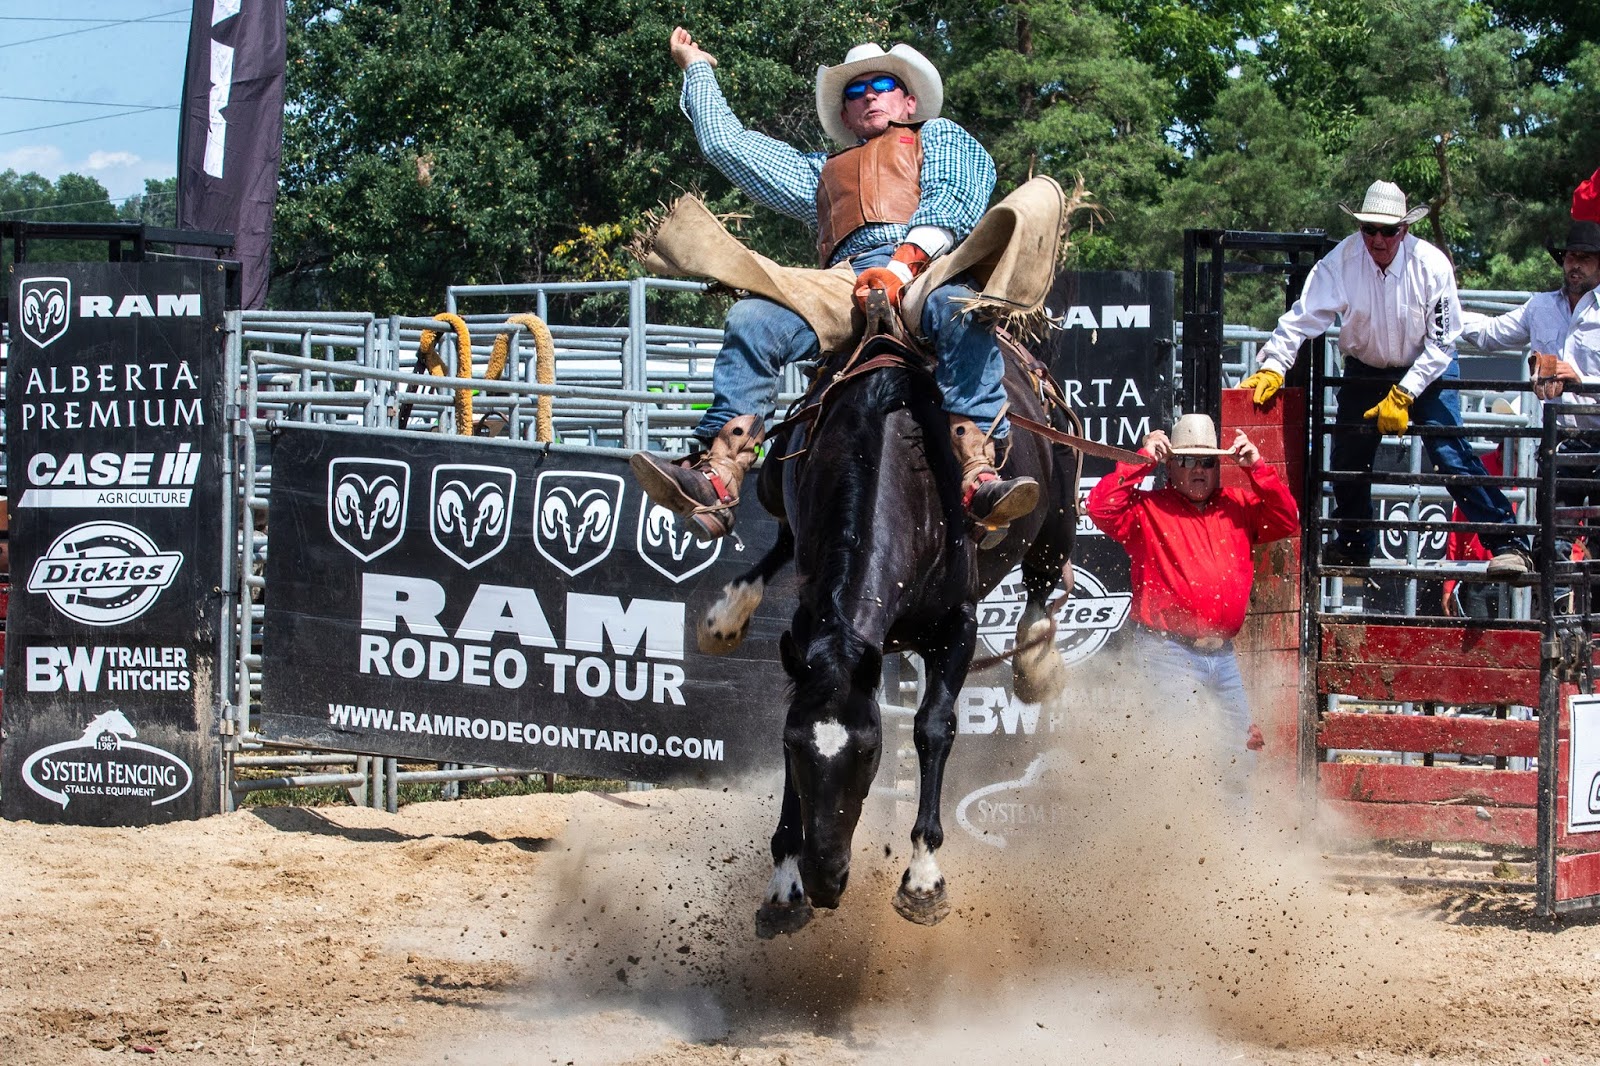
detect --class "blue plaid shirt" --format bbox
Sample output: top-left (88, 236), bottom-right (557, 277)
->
top-left (680, 61), bottom-right (996, 266)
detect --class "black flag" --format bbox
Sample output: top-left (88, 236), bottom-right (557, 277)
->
top-left (176, 0), bottom-right (287, 309)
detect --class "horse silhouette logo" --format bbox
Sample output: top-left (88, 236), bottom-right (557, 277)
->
top-left (328, 459), bottom-right (411, 561)
top-left (86, 709), bottom-right (137, 751)
top-left (19, 276), bottom-right (71, 349)
top-left (533, 471), bottom-right (624, 577)
top-left (430, 465), bottom-right (515, 569)
top-left (636, 496), bottom-right (722, 583)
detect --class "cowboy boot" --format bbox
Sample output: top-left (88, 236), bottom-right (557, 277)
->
top-left (629, 415), bottom-right (764, 539)
top-left (949, 416), bottom-right (1040, 535)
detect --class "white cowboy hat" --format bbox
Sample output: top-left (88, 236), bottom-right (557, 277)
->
top-left (1168, 414), bottom-right (1231, 456)
top-left (1340, 179), bottom-right (1430, 227)
top-left (815, 43), bottom-right (943, 148)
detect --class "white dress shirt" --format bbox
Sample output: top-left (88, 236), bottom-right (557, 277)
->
top-left (1462, 286), bottom-right (1600, 429)
top-left (1257, 232), bottom-right (1464, 398)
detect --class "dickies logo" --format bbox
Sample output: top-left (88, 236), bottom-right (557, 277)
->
top-left (430, 465), bottom-right (514, 570)
top-left (533, 472), bottom-right (623, 577)
top-left (328, 459), bottom-right (410, 562)
top-left (27, 521), bottom-right (184, 627)
top-left (19, 276), bottom-right (71, 349)
top-left (976, 565), bottom-right (1130, 667)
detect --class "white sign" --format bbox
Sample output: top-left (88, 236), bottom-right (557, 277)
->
top-left (1568, 694), bottom-right (1600, 834)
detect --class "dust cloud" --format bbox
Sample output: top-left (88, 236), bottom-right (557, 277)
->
top-left (474, 660), bottom-right (1424, 1065)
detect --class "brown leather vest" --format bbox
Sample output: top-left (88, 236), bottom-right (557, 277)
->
top-left (815, 122), bottom-right (924, 266)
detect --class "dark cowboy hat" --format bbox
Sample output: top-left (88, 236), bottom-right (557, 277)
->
top-left (1548, 220), bottom-right (1600, 265)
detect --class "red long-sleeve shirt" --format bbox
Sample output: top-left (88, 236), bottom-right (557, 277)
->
top-left (1575, 166), bottom-right (1600, 223)
top-left (1086, 456), bottom-right (1300, 640)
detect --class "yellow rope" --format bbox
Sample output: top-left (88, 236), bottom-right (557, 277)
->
top-left (417, 313), bottom-right (474, 434)
top-left (505, 314), bottom-right (555, 443)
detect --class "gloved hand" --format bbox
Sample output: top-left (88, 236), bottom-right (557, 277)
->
top-left (1239, 368), bottom-right (1283, 406)
top-left (853, 243), bottom-right (931, 313)
top-left (1363, 384), bottom-right (1414, 434)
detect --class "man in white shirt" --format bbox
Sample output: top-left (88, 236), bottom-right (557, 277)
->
top-left (1239, 180), bottom-right (1531, 577)
top-left (1461, 220), bottom-right (1600, 406)
top-left (1461, 219), bottom-right (1600, 551)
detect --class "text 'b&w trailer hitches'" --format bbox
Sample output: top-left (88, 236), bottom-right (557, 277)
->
top-left (3, 262), bottom-right (229, 825)
top-left (260, 425), bottom-right (795, 783)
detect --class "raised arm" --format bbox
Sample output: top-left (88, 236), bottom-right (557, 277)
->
top-left (674, 30), bottom-right (825, 226)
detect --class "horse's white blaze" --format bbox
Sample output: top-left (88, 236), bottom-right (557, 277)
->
top-left (902, 839), bottom-right (944, 895)
top-left (699, 578), bottom-right (765, 654)
top-left (764, 855), bottom-right (805, 905)
top-left (812, 719), bottom-right (848, 758)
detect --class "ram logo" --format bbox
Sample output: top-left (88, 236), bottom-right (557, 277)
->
top-left (533, 471), bottom-right (623, 577)
top-left (328, 459), bottom-right (411, 561)
top-left (636, 497), bottom-right (722, 583)
top-left (430, 465), bottom-right (514, 569)
top-left (19, 276), bottom-right (71, 349)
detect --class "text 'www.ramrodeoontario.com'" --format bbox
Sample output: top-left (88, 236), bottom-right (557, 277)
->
top-left (326, 703), bottom-right (725, 760)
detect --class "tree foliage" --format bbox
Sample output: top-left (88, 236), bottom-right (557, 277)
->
top-left (1, 171), bottom-right (175, 264)
top-left (246, 0), bottom-right (1600, 316)
top-left (272, 0), bottom-right (884, 312)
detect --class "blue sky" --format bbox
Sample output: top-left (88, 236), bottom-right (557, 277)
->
top-left (1, 2), bottom-right (191, 207)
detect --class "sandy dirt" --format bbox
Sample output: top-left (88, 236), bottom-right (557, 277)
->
top-left (3, 710), bottom-right (1597, 1066)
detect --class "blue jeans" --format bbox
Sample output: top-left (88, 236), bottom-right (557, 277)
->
top-left (1132, 629), bottom-right (1255, 800)
top-left (1331, 360), bottom-right (1525, 557)
top-left (693, 245), bottom-right (1008, 441)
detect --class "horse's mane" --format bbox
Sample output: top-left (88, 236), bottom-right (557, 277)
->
top-left (790, 362), bottom-right (965, 704)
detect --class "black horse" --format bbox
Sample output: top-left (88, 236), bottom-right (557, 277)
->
top-left (697, 330), bottom-right (1078, 937)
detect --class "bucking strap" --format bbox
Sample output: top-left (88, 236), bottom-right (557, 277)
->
top-left (1007, 413), bottom-right (1152, 466)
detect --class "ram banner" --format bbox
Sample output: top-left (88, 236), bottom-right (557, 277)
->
top-left (260, 425), bottom-right (794, 783)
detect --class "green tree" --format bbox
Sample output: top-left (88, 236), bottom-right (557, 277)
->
top-left (0, 170), bottom-right (120, 264)
top-left (1088, 0), bottom-right (1273, 150)
top-left (117, 177), bottom-right (179, 228)
top-left (273, 0), bottom-right (884, 313)
top-left (897, 0), bottom-right (1178, 269)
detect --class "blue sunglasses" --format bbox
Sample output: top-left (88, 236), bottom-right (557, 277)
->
top-left (843, 75), bottom-right (902, 101)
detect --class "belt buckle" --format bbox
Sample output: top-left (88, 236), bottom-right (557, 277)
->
top-left (1193, 636), bottom-right (1225, 652)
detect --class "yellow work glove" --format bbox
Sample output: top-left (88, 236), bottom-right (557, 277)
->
top-left (1363, 385), bottom-right (1414, 435)
top-left (1239, 368), bottom-right (1283, 406)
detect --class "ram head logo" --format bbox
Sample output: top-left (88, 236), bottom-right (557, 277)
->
top-left (19, 276), bottom-right (71, 349)
top-left (430, 465), bottom-right (515, 569)
top-left (636, 496), bottom-right (722, 584)
top-left (532, 471), bottom-right (624, 577)
top-left (327, 458), bottom-right (411, 561)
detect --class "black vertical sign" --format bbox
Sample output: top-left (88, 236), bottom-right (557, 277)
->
top-left (176, 0), bottom-right (286, 309)
top-left (3, 262), bottom-right (228, 825)
top-left (946, 271), bottom-right (1174, 847)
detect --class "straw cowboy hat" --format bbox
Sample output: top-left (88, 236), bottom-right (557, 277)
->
top-left (1169, 414), bottom-right (1231, 456)
top-left (1546, 220), bottom-right (1600, 265)
top-left (815, 43), bottom-right (943, 147)
top-left (1339, 180), bottom-right (1430, 227)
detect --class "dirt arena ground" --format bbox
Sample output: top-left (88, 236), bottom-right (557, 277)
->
top-left (3, 710), bottom-right (1596, 1065)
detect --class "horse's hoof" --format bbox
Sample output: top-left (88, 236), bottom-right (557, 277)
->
top-left (699, 579), bottom-right (765, 655)
top-left (699, 616), bottom-right (750, 655)
top-left (755, 900), bottom-right (815, 939)
top-left (892, 884), bottom-right (950, 926)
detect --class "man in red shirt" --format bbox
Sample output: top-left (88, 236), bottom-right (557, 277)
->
top-left (1086, 413), bottom-right (1300, 796)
